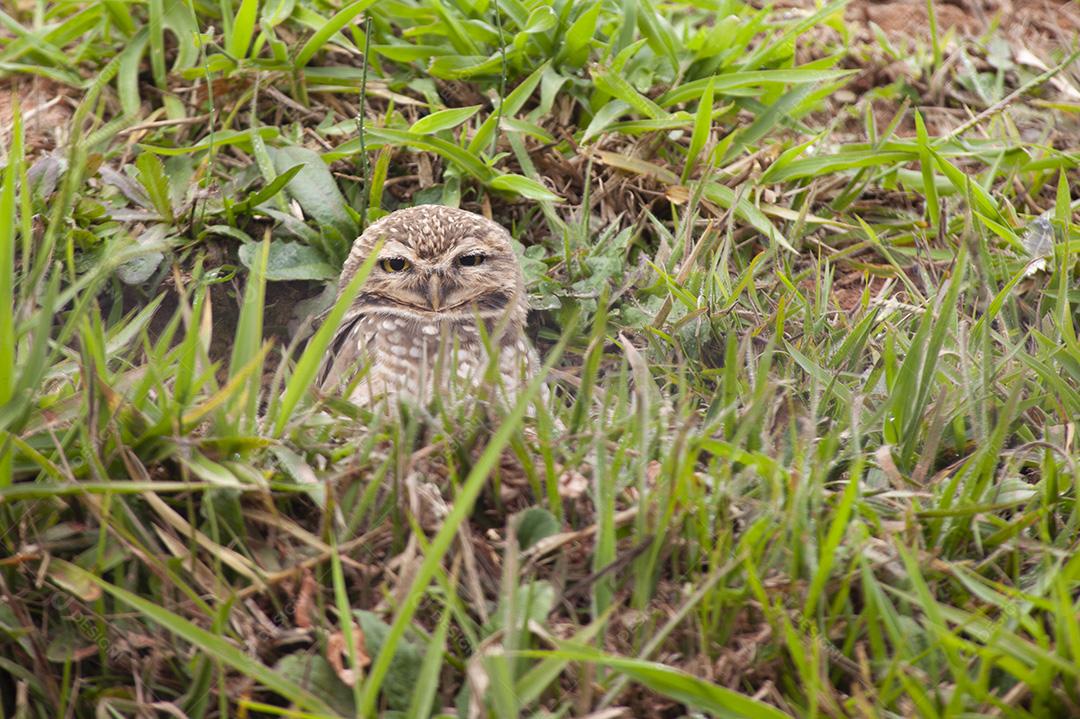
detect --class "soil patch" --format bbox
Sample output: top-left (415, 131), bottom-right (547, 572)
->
top-left (0, 77), bottom-right (74, 156)
top-left (776, 0), bottom-right (1080, 51)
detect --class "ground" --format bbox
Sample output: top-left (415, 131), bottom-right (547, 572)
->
top-left (0, 1), bottom-right (1078, 718)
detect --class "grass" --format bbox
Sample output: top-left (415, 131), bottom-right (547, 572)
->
top-left (1, 0), bottom-right (1079, 716)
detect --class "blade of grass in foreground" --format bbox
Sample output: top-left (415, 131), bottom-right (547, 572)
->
top-left (0, 100), bottom-right (21, 488)
top-left (62, 563), bottom-right (340, 716)
top-left (330, 531), bottom-right (364, 711)
top-left (404, 606), bottom-right (451, 719)
top-left (226, 0), bottom-right (258, 60)
top-left (229, 233), bottom-right (269, 428)
top-left (357, 312), bottom-right (579, 718)
top-left (520, 645), bottom-right (792, 719)
top-left (294, 0), bottom-right (378, 68)
top-left (272, 240), bottom-right (382, 436)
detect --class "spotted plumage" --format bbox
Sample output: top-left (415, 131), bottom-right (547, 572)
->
top-left (317, 205), bottom-right (538, 408)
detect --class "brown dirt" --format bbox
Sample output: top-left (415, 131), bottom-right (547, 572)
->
top-left (772, 0), bottom-right (1080, 320)
top-left (778, 0), bottom-right (1080, 49)
top-left (881, 0), bottom-right (1077, 47)
top-left (0, 77), bottom-right (73, 155)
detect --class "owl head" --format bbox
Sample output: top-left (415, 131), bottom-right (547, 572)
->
top-left (338, 205), bottom-right (526, 322)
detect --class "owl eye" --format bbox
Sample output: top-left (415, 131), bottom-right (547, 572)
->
top-left (380, 257), bottom-right (411, 273)
top-left (458, 253), bottom-right (485, 267)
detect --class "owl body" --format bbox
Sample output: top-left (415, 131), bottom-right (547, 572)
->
top-left (318, 205), bottom-right (538, 408)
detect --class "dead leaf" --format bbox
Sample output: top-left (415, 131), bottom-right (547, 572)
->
top-left (46, 558), bottom-right (102, 602)
top-left (665, 185), bottom-right (691, 204)
top-left (557, 467), bottom-right (588, 499)
top-left (294, 569), bottom-right (318, 630)
top-left (875, 445), bottom-right (904, 488)
top-left (326, 622), bottom-right (371, 686)
top-left (407, 473), bottom-right (450, 532)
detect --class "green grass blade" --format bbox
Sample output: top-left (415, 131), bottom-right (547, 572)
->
top-left (148, 0), bottom-right (166, 85)
top-left (0, 99), bottom-right (18, 488)
top-left (357, 313), bottom-right (578, 717)
top-left (522, 645), bottom-right (792, 719)
top-left (227, 0), bottom-right (258, 60)
top-left (681, 79), bottom-right (714, 183)
top-left (295, 0), bottom-right (378, 68)
top-left (404, 607), bottom-right (450, 719)
top-left (272, 241), bottom-right (381, 436)
top-left (64, 562), bottom-right (338, 715)
top-left (135, 151), bottom-right (174, 222)
top-left (408, 105), bottom-right (482, 135)
top-left (914, 110), bottom-right (940, 230)
top-left (229, 234), bottom-right (269, 428)
top-left (592, 65), bottom-right (668, 120)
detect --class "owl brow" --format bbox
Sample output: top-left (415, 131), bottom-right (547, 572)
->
top-left (454, 238), bottom-right (498, 256)
top-left (376, 244), bottom-right (418, 261)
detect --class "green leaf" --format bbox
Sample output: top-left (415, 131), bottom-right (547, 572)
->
top-left (405, 608), bottom-right (450, 719)
top-left (582, 100), bottom-right (631, 143)
top-left (140, 128), bottom-right (280, 156)
top-left (116, 226), bottom-right (168, 286)
top-left (523, 5), bottom-right (557, 33)
top-left (930, 148), bottom-right (1002, 223)
top-left (702, 183), bottom-right (793, 252)
top-left (295, 0), bottom-right (378, 68)
top-left (1054, 169), bottom-right (1076, 346)
top-left (522, 645), bottom-right (792, 719)
top-left (229, 235), bottom-right (268, 425)
top-left (272, 239), bottom-right (382, 436)
top-left (238, 240), bottom-right (337, 282)
top-left (408, 105), bottom-right (482, 135)
top-left (261, 0), bottom-right (297, 27)
top-left (803, 458), bottom-right (862, 617)
top-left (592, 64), bottom-right (668, 119)
top-left (268, 145), bottom-right (358, 256)
top-left (227, 0), bottom-right (258, 59)
top-left (372, 44), bottom-right (452, 63)
top-left (162, 1), bottom-right (199, 70)
top-left (761, 150), bottom-right (914, 183)
top-left (272, 655), bottom-right (356, 716)
top-left (914, 110), bottom-right (939, 230)
top-left (515, 507), bottom-right (560, 550)
top-left (0, 101), bottom-right (19, 487)
top-left (147, 0), bottom-right (165, 85)
top-left (636, 0), bottom-right (679, 71)
top-left (658, 68), bottom-right (855, 107)
top-left (353, 611), bottom-right (422, 711)
top-left (70, 567), bottom-right (337, 715)
top-left (135, 151), bottom-right (173, 221)
top-left (328, 127), bottom-right (495, 183)
top-left (117, 27), bottom-right (149, 116)
top-left (236, 163), bottom-right (304, 213)
top-left (682, 79), bottom-right (714, 182)
top-left (561, 2), bottom-right (602, 66)
top-left (428, 53), bottom-right (507, 80)
top-left (490, 173), bottom-right (562, 202)
top-left (468, 61), bottom-right (549, 154)
top-left (721, 83), bottom-right (817, 163)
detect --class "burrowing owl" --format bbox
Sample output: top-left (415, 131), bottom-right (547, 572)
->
top-left (317, 205), bottom-right (538, 408)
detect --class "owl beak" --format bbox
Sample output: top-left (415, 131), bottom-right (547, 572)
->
top-left (428, 274), bottom-right (444, 312)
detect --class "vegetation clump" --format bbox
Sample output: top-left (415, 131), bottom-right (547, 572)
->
top-left (0, 1), bottom-right (1078, 716)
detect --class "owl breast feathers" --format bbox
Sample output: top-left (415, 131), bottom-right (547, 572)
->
top-left (317, 205), bottom-right (539, 408)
